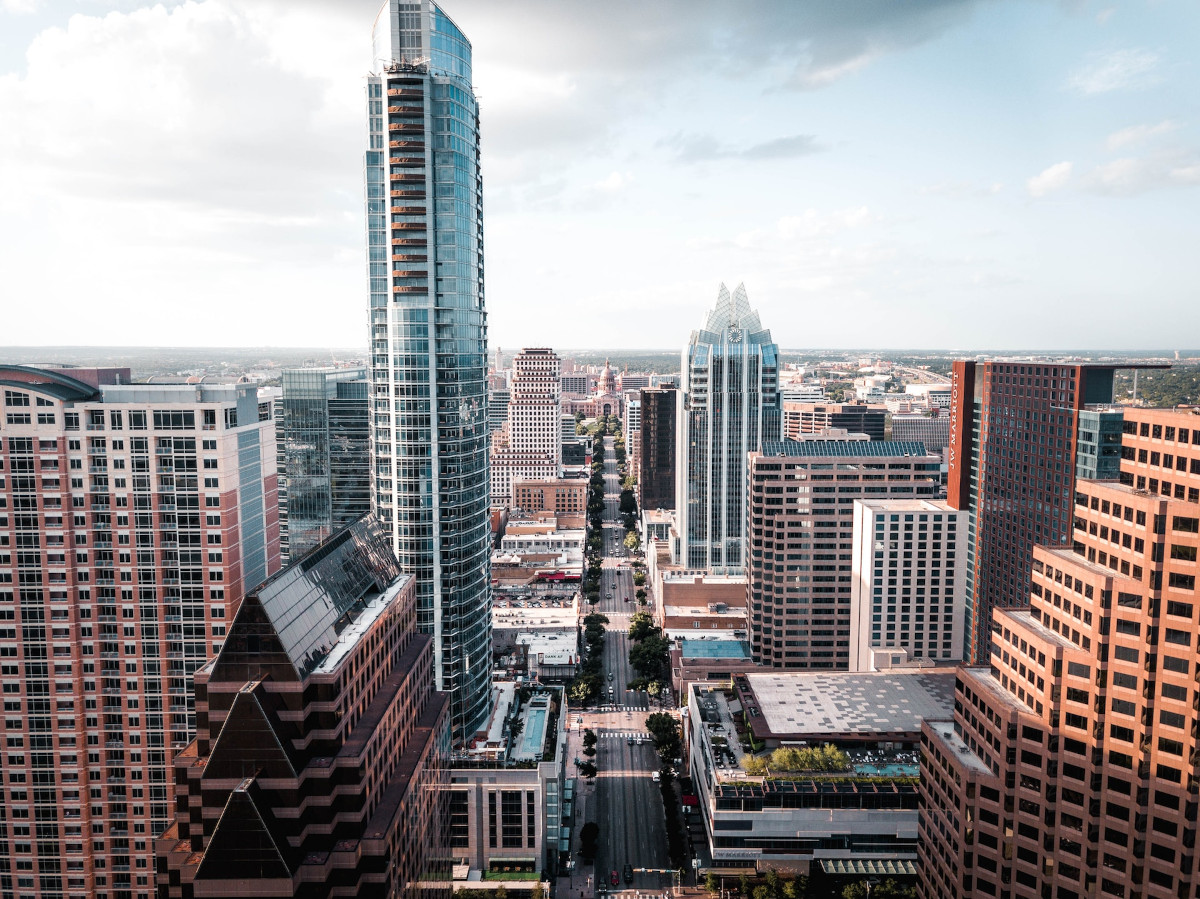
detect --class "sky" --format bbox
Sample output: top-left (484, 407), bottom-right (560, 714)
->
top-left (0, 0), bottom-right (1197, 352)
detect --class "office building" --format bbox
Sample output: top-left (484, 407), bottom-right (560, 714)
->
top-left (277, 366), bottom-right (370, 563)
top-left (365, 0), bottom-right (492, 740)
top-left (625, 397), bottom-right (641, 477)
top-left (487, 384), bottom-right (510, 436)
top-left (639, 385), bottom-right (677, 511)
top-left (920, 406), bottom-right (1200, 899)
top-left (677, 283), bottom-right (781, 573)
top-left (491, 349), bottom-right (562, 504)
top-left (783, 402), bottom-right (886, 442)
top-left (849, 499), bottom-right (967, 671)
top-left (947, 361), bottom-right (1154, 663)
top-left (512, 477), bottom-right (587, 525)
top-left (156, 514), bottom-right (450, 898)
top-left (889, 412), bottom-right (950, 454)
top-left (0, 364), bottom-right (280, 898)
top-left (747, 440), bottom-right (941, 669)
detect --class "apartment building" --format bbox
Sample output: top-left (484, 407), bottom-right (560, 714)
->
top-left (0, 364), bottom-right (279, 899)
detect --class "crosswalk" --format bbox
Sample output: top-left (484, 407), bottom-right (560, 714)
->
top-left (601, 731), bottom-right (651, 740)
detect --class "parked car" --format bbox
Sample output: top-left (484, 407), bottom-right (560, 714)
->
top-left (611, 871), bottom-right (620, 887)
top-left (651, 771), bottom-right (661, 783)
top-left (623, 864), bottom-right (634, 884)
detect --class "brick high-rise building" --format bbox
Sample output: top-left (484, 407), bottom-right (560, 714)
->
top-left (747, 439), bottom-right (941, 669)
top-left (638, 385), bottom-right (676, 511)
top-left (156, 514), bottom-right (449, 898)
top-left (491, 349), bottom-right (562, 504)
top-left (947, 360), bottom-right (1154, 663)
top-left (0, 364), bottom-right (279, 899)
top-left (920, 406), bottom-right (1200, 899)
top-left (277, 366), bottom-right (369, 564)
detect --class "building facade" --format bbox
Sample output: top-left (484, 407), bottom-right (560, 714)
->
top-left (888, 412), bottom-right (950, 454)
top-left (947, 361), bottom-right (1145, 664)
top-left (848, 499), bottom-right (967, 671)
top-left (0, 364), bottom-right (280, 899)
top-left (920, 406), bottom-right (1200, 899)
top-left (639, 386), bottom-right (677, 512)
top-left (512, 477), bottom-right (587, 523)
top-left (746, 440), bottom-right (941, 669)
top-left (156, 514), bottom-right (450, 898)
top-left (366, 0), bottom-right (492, 741)
top-left (783, 402), bottom-right (886, 442)
top-left (491, 349), bottom-right (562, 504)
top-left (277, 366), bottom-right (370, 564)
top-left (677, 284), bottom-right (781, 573)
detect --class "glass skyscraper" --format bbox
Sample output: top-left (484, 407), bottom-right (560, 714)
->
top-left (366, 0), bottom-right (491, 742)
top-left (278, 366), bottom-right (370, 564)
top-left (676, 283), bottom-right (780, 573)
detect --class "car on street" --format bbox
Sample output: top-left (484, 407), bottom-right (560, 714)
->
top-left (623, 864), bottom-right (634, 884)
top-left (627, 737), bottom-right (634, 746)
top-left (652, 771), bottom-right (661, 782)
top-left (610, 871), bottom-right (620, 887)
top-left (607, 672), bottom-right (613, 681)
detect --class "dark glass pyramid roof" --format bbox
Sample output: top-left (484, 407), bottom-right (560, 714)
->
top-left (238, 513), bottom-right (403, 679)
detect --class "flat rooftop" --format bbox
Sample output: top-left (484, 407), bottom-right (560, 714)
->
top-left (743, 669), bottom-right (956, 737)
top-left (925, 720), bottom-right (991, 775)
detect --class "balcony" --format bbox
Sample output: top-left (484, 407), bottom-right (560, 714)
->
top-left (387, 106), bottom-right (423, 115)
top-left (388, 140), bottom-right (424, 150)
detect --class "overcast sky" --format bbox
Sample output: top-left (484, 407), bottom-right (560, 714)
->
top-left (1, 0), bottom-right (1198, 351)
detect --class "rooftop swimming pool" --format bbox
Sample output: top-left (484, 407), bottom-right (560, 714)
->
top-left (514, 697), bottom-right (551, 761)
top-left (854, 763), bottom-right (919, 777)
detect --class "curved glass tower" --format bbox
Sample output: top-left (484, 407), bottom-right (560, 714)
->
top-left (676, 283), bottom-right (781, 573)
top-left (366, 0), bottom-right (491, 742)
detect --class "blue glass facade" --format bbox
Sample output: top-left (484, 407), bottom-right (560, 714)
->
top-left (677, 283), bottom-right (781, 574)
top-left (366, 0), bottom-right (491, 742)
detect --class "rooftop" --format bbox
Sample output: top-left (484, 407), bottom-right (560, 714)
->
top-left (760, 439), bottom-right (932, 458)
top-left (741, 669), bottom-right (956, 738)
top-left (925, 720), bottom-right (991, 775)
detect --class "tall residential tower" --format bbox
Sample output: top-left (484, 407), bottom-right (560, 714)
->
top-left (366, 0), bottom-right (491, 741)
top-left (677, 283), bottom-right (780, 573)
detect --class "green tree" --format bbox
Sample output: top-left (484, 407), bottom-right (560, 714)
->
top-left (753, 887), bottom-right (769, 899)
top-left (580, 821), bottom-right (600, 859)
top-left (739, 873), bottom-right (751, 897)
top-left (628, 610), bottom-right (656, 642)
top-left (582, 729), bottom-right (598, 748)
top-left (765, 869), bottom-right (782, 899)
top-left (531, 882), bottom-right (545, 899)
top-left (705, 873), bottom-right (720, 895)
top-left (633, 570), bottom-right (646, 587)
top-left (624, 530), bottom-right (641, 552)
top-left (579, 761), bottom-right (597, 778)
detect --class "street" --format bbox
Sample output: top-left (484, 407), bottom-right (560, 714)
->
top-left (563, 434), bottom-right (672, 899)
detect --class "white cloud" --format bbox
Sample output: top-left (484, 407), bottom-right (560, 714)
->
top-left (593, 171), bottom-right (633, 193)
top-left (1082, 152), bottom-right (1200, 195)
top-left (1027, 161), bottom-right (1073, 198)
top-left (0, 0), bottom-right (40, 13)
top-left (1106, 120), bottom-right (1178, 150)
top-left (1096, 8), bottom-right (1115, 25)
top-left (1068, 48), bottom-right (1160, 94)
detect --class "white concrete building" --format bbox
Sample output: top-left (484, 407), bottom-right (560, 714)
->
top-left (849, 499), bottom-right (967, 671)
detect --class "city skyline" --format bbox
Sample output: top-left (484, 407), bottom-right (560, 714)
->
top-left (2, 1), bottom-right (1199, 350)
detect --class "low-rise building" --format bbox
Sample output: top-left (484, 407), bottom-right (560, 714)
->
top-left (512, 476), bottom-right (588, 528)
top-left (449, 683), bottom-right (567, 885)
top-left (689, 669), bottom-right (954, 877)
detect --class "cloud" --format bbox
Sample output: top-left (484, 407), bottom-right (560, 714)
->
top-left (1027, 161), bottom-right (1073, 197)
top-left (661, 132), bottom-right (822, 163)
top-left (1, 0), bottom-right (40, 12)
top-left (1106, 120), bottom-right (1178, 150)
top-left (1096, 7), bottom-right (1115, 25)
top-left (920, 181), bottom-right (1003, 197)
top-left (593, 171), bottom-right (633, 193)
top-left (1082, 152), bottom-right (1200, 195)
top-left (1068, 48), bottom-right (1160, 94)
